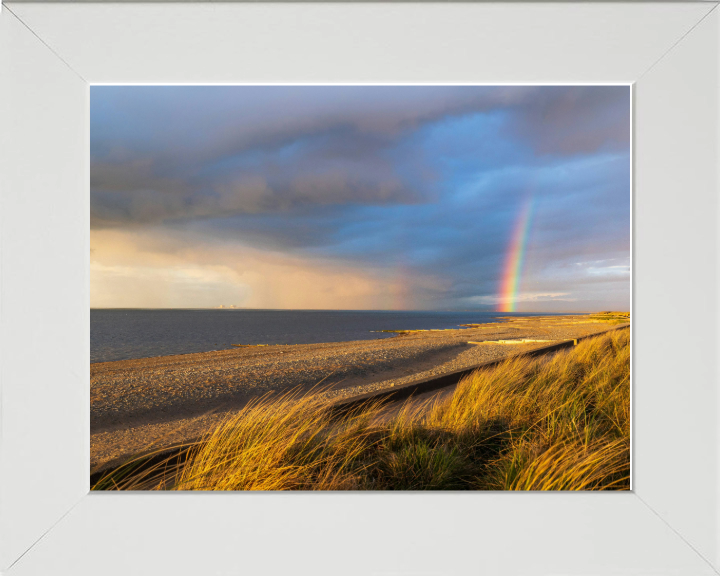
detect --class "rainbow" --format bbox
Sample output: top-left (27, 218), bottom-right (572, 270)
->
top-left (498, 198), bottom-right (533, 312)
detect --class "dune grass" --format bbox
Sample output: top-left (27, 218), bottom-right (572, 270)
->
top-left (94, 328), bottom-right (630, 491)
top-left (588, 311), bottom-right (631, 325)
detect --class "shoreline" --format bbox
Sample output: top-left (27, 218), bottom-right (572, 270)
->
top-left (90, 310), bottom-right (570, 365)
top-left (91, 314), bottom-right (629, 472)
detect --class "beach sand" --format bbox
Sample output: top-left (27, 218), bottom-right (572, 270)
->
top-left (91, 314), bottom-right (628, 472)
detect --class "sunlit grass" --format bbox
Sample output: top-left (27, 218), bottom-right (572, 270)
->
top-left (588, 311), bottom-right (631, 324)
top-left (94, 328), bottom-right (630, 491)
top-left (174, 391), bottom-right (380, 491)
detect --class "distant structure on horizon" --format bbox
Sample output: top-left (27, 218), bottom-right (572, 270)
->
top-left (215, 305), bottom-right (239, 309)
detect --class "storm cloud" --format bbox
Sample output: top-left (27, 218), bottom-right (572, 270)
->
top-left (91, 85), bottom-right (630, 311)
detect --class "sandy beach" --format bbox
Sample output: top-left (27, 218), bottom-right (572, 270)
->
top-left (91, 314), bottom-right (628, 472)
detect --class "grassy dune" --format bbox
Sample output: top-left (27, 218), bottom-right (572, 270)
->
top-left (95, 328), bottom-right (630, 491)
top-left (588, 311), bottom-right (631, 325)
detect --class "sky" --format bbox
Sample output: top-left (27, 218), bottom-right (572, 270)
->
top-left (90, 85), bottom-right (630, 312)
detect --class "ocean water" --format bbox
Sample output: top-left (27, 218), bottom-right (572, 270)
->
top-left (90, 309), bottom-right (542, 364)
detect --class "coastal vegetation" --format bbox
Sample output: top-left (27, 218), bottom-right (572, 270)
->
top-left (588, 312), bottom-right (631, 324)
top-left (94, 328), bottom-right (630, 491)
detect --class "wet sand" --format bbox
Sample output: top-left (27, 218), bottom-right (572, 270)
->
top-left (91, 314), bottom-right (628, 472)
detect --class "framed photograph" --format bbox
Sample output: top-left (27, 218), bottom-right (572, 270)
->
top-left (87, 83), bottom-right (632, 494)
top-left (1, 2), bottom-right (718, 574)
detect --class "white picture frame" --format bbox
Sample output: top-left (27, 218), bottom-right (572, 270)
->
top-left (0, 2), bottom-right (718, 575)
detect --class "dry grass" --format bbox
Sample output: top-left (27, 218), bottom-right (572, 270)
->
top-left (94, 328), bottom-right (630, 491)
top-left (588, 311), bottom-right (631, 324)
top-left (174, 391), bottom-right (380, 491)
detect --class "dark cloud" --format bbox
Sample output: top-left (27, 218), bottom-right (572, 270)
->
top-left (510, 86), bottom-right (630, 156)
top-left (91, 86), bottom-right (629, 226)
top-left (91, 153), bottom-right (425, 227)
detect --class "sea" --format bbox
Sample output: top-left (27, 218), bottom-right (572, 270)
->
top-left (90, 309), bottom-right (546, 364)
